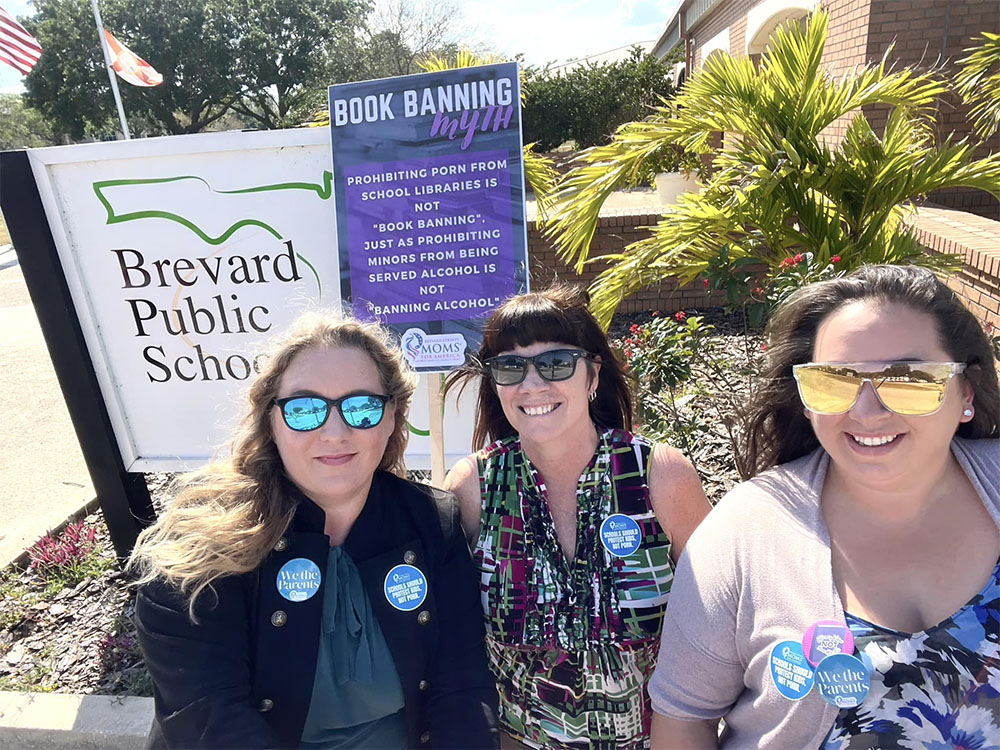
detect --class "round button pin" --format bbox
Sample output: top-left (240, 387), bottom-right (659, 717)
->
top-left (599, 514), bottom-right (642, 557)
top-left (276, 558), bottom-right (321, 603)
top-left (768, 640), bottom-right (816, 701)
top-left (813, 653), bottom-right (870, 709)
top-left (384, 564), bottom-right (428, 611)
top-left (802, 620), bottom-right (855, 666)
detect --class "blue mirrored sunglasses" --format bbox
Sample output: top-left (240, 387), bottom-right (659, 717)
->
top-left (273, 393), bottom-right (393, 431)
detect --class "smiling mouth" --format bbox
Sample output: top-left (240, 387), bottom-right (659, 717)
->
top-left (849, 434), bottom-right (900, 447)
top-left (521, 404), bottom-right (558, 416)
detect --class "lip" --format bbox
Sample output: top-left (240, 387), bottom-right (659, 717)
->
top-left (844, 432), bottom-right (905, 455)
top-left (315, 453), bottom-right (356, 466)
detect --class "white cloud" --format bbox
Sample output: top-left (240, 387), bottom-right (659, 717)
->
top-left (462, 0), bottom-right (678, 66)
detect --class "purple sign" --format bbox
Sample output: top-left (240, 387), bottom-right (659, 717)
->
top-left (344, 150), bottom-right (515, 323)
top-left (330, 63), bottom-right (528, 373)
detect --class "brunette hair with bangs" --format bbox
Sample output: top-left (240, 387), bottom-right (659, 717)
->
top-left (446, 284), bottom-right (633, 448)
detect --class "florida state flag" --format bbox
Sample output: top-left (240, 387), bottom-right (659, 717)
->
top-left (103, 29), bottom-right (161, 86)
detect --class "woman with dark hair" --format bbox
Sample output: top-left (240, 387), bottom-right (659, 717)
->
top-left (131, 313), bottom-right (499, 749)
top-left (445, 284), bottom-right (711, 750)
top-left (649, 265), bottom-right (1000, 749)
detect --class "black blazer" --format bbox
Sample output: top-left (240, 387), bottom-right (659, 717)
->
top-left (135, 471), bottom-right (500, 749)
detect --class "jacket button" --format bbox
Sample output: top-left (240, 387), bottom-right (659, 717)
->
top-left (417, 610), bottom-right (430, 625)
top-left (273, 537), bottom-right (288, 552)
top-left (420, 730), bottom-right (431, 744)
top-left (258, 698), bottom-right (274, 712)
top-left (418, 679), bottom-right (429, 691)
top-left (271, 610), bottom-right (287, 627)
top-left (403, 550), bottom-right (416, 564)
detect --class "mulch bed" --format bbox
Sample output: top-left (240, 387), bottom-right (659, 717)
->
top-left (0, 307), bottom-right (761, 697)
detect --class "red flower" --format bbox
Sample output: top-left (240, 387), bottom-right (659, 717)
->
top-left (753, 286), bottom-right (763, 295)
top-left (675, 311), bottom-right (687, 321)
top-left (703, 279), bottom-right (710, 288)
top-left (760, 343), bottom-right (769, 352)
top-left (793, 253), bottom-right (804, 263)
top-left (779, 257), bottom-right (795, 269)
top-left (629, 324), bottom-right (639, 334)
top-left (830, 255), bottom-right (841, 264)
top-left (652, 311), bottom-right (660, 317)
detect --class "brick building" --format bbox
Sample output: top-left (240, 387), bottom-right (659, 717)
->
top-left (650, 0), bottom-right (1000, 219)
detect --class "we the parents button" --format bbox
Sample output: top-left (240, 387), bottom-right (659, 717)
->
top-left (276, 558), bottom-right (321, 603)
top-left (814, 653), bottom-right (870, 708)
top-left (768, 640), bottom-right (815, 701)
top-left (599, 514), bottom-right (642, 557)
top-left (384, 564), bottom-right (428, 611)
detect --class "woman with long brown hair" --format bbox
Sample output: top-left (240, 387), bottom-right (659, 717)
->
top-left (445, 285), bottom-right (710, 749)
top-left (650, 265), bottom-right (1000, 748)
top-left (131, 313), bottom-right (499, 749)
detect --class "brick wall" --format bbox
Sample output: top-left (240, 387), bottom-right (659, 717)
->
top-left (527, 206), bottom-right (1000, 329)
top-left (911, 206), bottom-right (1000, 331)
top-left (863, 0), bottom-right (1000, 220)
top-left (527, 210), bottom-right (729, 313)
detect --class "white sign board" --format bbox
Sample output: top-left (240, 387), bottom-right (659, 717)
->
top-left (28, 128), bottom-right (476, 472)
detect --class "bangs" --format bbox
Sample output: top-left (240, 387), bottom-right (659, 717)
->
top-left (484, 296), bottom-right (588, 355)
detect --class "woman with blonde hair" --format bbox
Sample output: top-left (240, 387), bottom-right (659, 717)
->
top-left (131, 313), bottom-right (499, 749)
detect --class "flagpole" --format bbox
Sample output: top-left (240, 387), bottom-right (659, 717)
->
top-left (89, 0), bottom-right (130, 140)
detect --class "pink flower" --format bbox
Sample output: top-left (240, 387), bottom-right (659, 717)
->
top-left (629, 324), bottom-right (639, 334)
top-left (753, 286), bottom-right (763, 295)
top-left (675, 311), bottom-right (687, 321)
top-left (779, 257), bottom-right (795, 269)
top-left (830, 255), bottom-right (841, 264)
top-left (793, 253), bottom-right (804, 264)
top-left (760, 343), bottom-right (769, 352)
top-left (652, 311), bottom-right (660, 317)
top-left (703, 279), bottom-right (710, 288)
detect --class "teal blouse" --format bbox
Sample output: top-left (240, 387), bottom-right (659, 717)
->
top-left (300, 546), bottom-right (406, 749)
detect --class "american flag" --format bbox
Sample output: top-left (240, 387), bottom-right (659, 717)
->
top-left (0, 3), bottom-right (41, 75)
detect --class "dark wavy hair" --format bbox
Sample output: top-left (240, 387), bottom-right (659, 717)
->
top-left (737, 264), bottom-right (999, 479)
top-left (445, 285), bottom-right (633, 449)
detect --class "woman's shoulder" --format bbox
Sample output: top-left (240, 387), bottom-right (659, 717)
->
top-left (377, 471), bottom-right (462, 538)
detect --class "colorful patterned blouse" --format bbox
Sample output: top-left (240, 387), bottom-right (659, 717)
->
top-left (474, 428), bottom-right (673, 749)
top-left (823, 558), bottom-right (1000, 749)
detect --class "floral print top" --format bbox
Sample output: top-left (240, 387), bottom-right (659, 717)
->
top-left (823, 559), bottom-right (1000, 750)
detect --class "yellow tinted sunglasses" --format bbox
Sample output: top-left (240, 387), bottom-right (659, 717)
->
top-left (791, 361), bottom-right (967, 416)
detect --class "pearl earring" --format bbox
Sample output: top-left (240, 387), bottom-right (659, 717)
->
top-left (963, 407), bottom-right (974, 418)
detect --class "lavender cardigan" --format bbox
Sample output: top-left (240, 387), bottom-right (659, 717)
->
top-left (648, 437), bottom-right (1000, 749)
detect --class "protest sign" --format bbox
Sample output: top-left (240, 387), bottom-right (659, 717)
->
top-left (329, 62), bottom-right (529, 373)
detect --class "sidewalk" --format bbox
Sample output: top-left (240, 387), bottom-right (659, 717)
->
top-left (0, 253), bottom-right (94, 569)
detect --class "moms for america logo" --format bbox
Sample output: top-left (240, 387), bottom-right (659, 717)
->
top-left (93, 173), bottom-right (327, 384)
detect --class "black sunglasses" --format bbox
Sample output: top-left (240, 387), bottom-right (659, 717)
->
top-left (482, 349), bottom-right (595, 386)
top-left (273, 393), bottom-right (393, 431)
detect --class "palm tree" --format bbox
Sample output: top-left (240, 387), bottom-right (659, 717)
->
top-left (546, 10), bottom-right (1000, 327)
top-left (956, 32), bottom-right (1000, 140)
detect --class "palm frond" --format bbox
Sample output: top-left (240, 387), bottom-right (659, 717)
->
top-left (955, 32), bottom-right (1000, 139)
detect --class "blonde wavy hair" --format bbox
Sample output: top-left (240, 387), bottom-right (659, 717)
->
top-left (128, 313), bottom-right (418, 617)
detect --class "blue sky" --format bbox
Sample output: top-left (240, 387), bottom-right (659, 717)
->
top-left (1, 0), bottom-right (680, 94)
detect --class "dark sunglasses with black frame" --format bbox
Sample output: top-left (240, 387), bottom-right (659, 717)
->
top-left (482, 348), bottom-right (597, 386)
top-left (273, 393), bottom-right (394, 431)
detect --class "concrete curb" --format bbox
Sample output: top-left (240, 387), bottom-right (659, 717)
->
top-left (0, 691), bottom-right (153, 749)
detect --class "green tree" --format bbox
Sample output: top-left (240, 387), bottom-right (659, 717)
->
top-left (228, 0), bottom-right (365, 129)
top-left (0, 94), bottom-right (56, 149)
top-left (547, 11), bottom-right (1000, 326)
top-left (21, 0), bottom-right (366, 139)
top-left (522, 48), bottom-right (679, 151)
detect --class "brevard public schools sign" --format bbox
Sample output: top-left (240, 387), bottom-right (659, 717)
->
top-left (26, 128), bottom-right (474, 472)
top-left (329, 62), bottom-right (529, 373)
